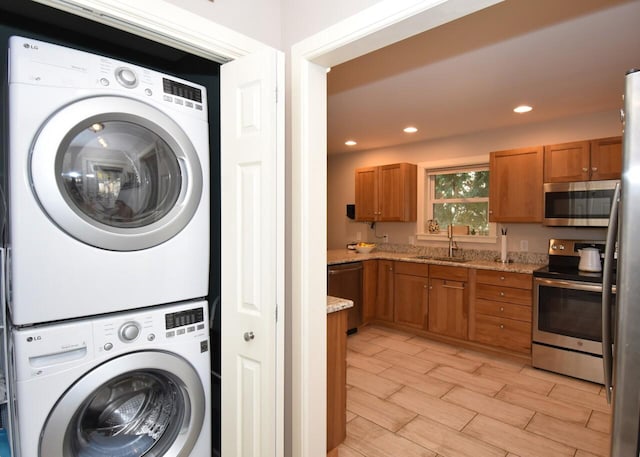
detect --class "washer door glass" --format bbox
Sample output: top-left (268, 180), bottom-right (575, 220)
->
top-left (69, 372), bottom-right (182, 457)
top-left (40, 352), bottom-right (206, 457)
top-left (31, 96), bottom-right (205, 251)
top-left (61, 121), bottom-right (181, 230)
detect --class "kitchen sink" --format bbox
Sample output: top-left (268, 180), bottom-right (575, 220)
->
top-left (413, 255), bottom-right (469, 263)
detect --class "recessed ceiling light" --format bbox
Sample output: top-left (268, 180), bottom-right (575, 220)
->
top-left (514, 105), bottom-right (533, 113)
top-left (403, 126), bottom-right (418, 133)
top-left (345, 140), bottom-right (357, 146)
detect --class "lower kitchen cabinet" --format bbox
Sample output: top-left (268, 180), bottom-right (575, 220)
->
top-left (327, 308), bottom-right (347, 454)
top-left (353, 258), bottom-right (534, 360)
top-left (428, 265), bottom-right (469, 340)
top-left (375, 259), bottom-right (395, 322)
top-left (393, 262), bottom-right (429, 330)
top-left (470, 270), bottom-right (532, 354)
top-left (362, 260), bottom-right (378, 322)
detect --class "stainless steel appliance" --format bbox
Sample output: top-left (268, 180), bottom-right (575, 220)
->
top-left (532, 239), bottom-right (614, 383)
top-left (603, 68), bottom-right (640, 456)
top-left (327, 262), bottom-right (363, 333)
top-left (543, 180), bottom-right (620, 227)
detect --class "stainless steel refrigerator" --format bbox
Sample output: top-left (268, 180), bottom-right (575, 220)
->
top-left (603, 67), bottom-right (640, 456)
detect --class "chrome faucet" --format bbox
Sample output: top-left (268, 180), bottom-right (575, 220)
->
top-left (447, 225), bottom-right (459, 258)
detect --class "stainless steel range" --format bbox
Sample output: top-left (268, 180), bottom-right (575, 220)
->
top-left (532, 239), bottom-right (615, 384)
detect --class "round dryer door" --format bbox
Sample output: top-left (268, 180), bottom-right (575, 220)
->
top-left (39, 351), bottom-right (205, 457)
top-left (30, 96), bottom-right (204, 251)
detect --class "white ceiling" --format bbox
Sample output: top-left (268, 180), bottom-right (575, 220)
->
top-left (327, 0), bottom-right (640, 155)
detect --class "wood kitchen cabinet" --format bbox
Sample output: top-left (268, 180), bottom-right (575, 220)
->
top-left (470, 270), bottom-right (532, 354)
top-left (375, 259), bottom-right (395, 322)
top-left (393, 261), bottom-right (429, 330)
top-left (326, 308), bottom-right (347, 454)
top-left (362, 260), bottom-right (378, 322)
top-left (428, 265), bottom-right (469, 339)
top-left (544, 136), bottom-right (622, 183)
top-left (354, 163), bottom-right (417, 222)
top-left (489, 146), bottom-right (544, 223)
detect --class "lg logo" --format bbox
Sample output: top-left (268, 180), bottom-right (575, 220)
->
top-left (23, 43), bottom-right (38, 50)
top-left (26, 336), bottom-right (42, 342)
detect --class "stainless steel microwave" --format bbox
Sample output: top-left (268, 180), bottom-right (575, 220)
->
top-left (543, 180), bottom-right (620, 227)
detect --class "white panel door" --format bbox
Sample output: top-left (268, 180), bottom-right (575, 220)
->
top-left (221, 48), bottom-right (283, 457)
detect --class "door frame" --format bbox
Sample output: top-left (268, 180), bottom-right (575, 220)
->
top-left (289, 1), bottom-right (503, 455)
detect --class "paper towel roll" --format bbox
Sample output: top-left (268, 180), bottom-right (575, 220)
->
top-left (500, 235), bottom-right (508, 263)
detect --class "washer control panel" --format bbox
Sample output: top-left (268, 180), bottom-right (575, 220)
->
top-left (94, 304), bottom-right (207, 354)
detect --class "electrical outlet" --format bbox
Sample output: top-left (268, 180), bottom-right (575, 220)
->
top-left (383, 234), bottom-right (389, 243)
top-left (520, 240), bottom-right (529, 252)
top-left (408, 235), bottom-right (415, 245)
top-left (356, 231), bottom-right (362, 241)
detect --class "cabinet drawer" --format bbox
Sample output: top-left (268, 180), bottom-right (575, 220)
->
top-left (472, 314), bottom-right (532, 353)
top-left (475, 299), bottom-right (531, 322)
top-left (394, 261), bottom-right (429, 277)
top-left (476, 283), bottom-right (532, 306)
top-left (476, 270), bottom-right (532, 290)
top-left (429, 265), bottom-right (468, 281)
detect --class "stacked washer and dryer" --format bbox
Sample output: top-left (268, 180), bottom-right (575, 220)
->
top-left (5, 36), bottom-right (212, 457)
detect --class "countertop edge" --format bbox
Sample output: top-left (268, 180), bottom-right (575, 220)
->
top-left (327, 250), bottom-right (545, 274)
top-left (327, 295), bottom-right (354, 314)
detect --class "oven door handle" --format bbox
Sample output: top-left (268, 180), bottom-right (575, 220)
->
top-left (533, 277), bottom-right (614, 293)
top-left (602, 181), bottom-right (620, 404)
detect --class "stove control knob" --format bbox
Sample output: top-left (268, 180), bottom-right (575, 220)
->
top-left (119, 322), bottom-right (141, 342)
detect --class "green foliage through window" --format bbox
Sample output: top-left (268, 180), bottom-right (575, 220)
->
top-left (426, 168), bottom-right (491, 236)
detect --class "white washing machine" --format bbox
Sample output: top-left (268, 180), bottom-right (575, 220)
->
top-left (11, 300), bottom-right (211, 457)
top-left (7, 36), bottom-right (210, 325)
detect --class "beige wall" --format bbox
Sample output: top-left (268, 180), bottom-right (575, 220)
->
top-left (327, 110), bottom-right (621, 253)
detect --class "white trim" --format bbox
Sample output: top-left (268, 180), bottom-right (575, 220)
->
top-left (290, 1), bottom-right (503, 455)
top-left (32, 0), bottom-right (270, 61)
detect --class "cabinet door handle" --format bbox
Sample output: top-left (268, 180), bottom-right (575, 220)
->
top-left (499, 324), bottom-right (505, 329)
top-left (500, 291), bottom-right (505, 296)
top-left (500, 276), bottom-right (505, 280)
top-left (442, 284), bottom-right (465, 290)
top-left (592, 167), bottom-right (598, 172)
top-left (582, 167), bottom-right (589, 172)
top-left (500, 307), bottom-right (505, 312)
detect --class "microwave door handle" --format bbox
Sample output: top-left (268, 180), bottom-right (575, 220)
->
top-left (602, 181), bottom-right (620, 404)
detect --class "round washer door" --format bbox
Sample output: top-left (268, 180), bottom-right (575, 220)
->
top-left (30, 96), bottom-right (203, 251)
top-left (40, 351), bottom-right (205, 457)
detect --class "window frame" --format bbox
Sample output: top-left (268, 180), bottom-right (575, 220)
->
top-left (416, 162), bottom-right (497, 244)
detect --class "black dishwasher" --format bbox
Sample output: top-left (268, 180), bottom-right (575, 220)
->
top-left (327, 262), bottom-right (363, 333)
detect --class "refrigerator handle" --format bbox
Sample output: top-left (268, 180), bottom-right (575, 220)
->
top-left (602, 181), bottom-right (620, 404)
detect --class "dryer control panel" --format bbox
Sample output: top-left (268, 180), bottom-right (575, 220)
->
top-left (8, 35), bottom-right (208, 119)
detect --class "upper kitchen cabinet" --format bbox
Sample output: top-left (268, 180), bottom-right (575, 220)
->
top-left (544, 136), bottom-right (622, 183)
top-left (489, 146), bottom-right (544, 223)
top-left (354, 163), bottom-right (417, 222)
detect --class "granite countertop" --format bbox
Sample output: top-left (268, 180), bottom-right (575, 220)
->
top-left (327, 249), bottom-right (546, 274)
top-left (327, 295), bottom-right (354, 314)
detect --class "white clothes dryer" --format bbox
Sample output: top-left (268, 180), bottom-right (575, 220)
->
top-left (11, 300), bottom-right (211, 457)
top-left (7, 36), bottom-right (210, 325)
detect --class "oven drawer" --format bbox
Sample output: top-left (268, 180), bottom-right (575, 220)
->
top-left (476, 270), bottom-right (532, 290)
top-left (476, 283), bottom-right (532, 306)
top-left (475, 299), bottom-right (531, 322)
top-left (472, 314), bottom-right (532, 353)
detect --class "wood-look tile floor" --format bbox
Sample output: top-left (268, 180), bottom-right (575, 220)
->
top-left (339, 325), bottom-right (612, 457)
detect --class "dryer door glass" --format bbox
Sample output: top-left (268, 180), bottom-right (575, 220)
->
top-left (59, 121), bottom-right (182, 229)
top-left (30, 96), bottom-right (205, 251)
top-left (69, 371), bottom-right (182, 457)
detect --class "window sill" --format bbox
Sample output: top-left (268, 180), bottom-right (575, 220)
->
top-left (416, 233), bottom-right (497, 244)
